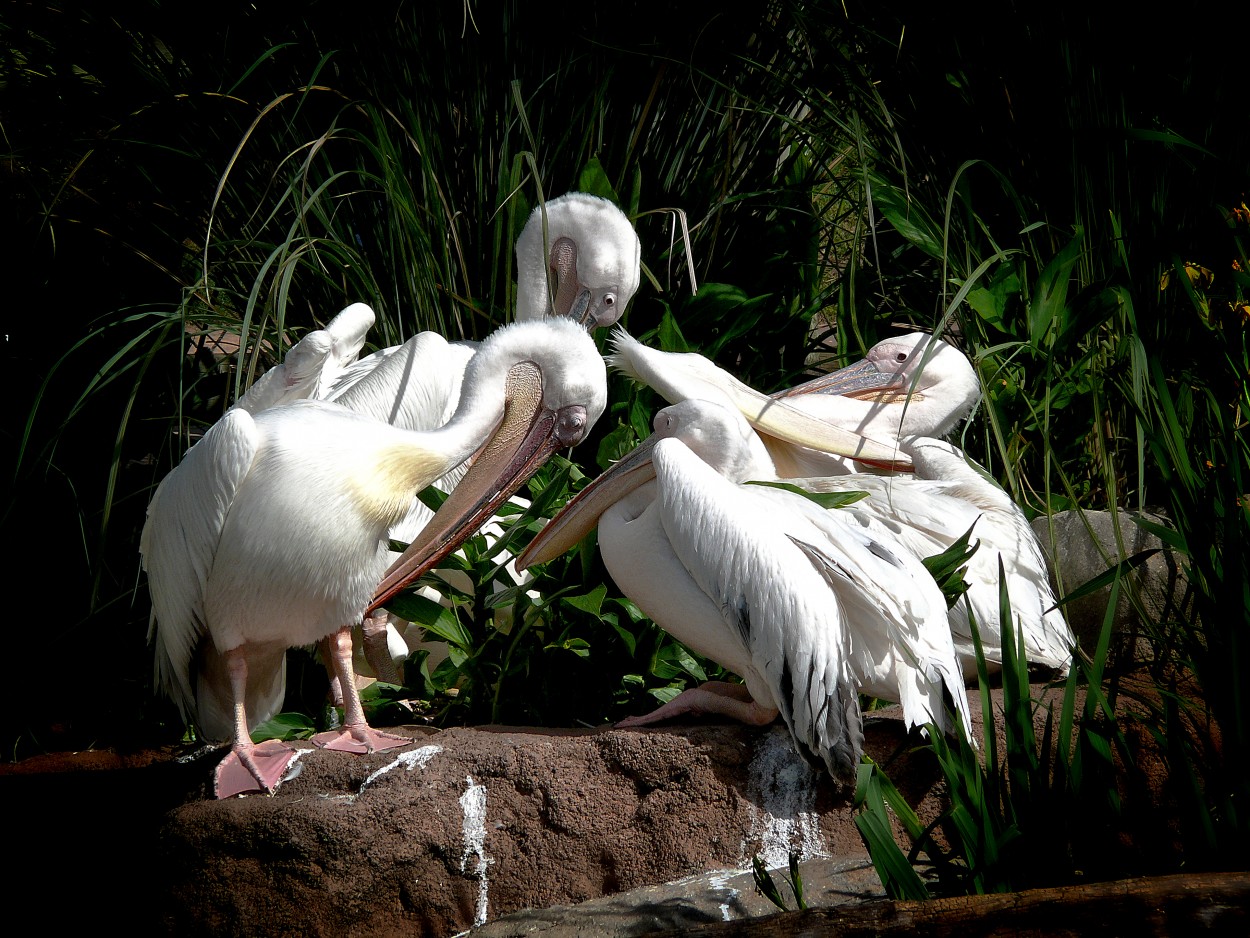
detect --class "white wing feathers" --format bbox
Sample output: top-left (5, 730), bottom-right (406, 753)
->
top-left (651, 438), bottom-right (865, 780)
top-left (141, 408), bottom-right (259, 721)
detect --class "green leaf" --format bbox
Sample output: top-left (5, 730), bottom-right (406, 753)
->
top-left (870, 176), bottom-right (945, 259)
top-left (564, 584), bottom-right (608, 617)
top-left (746, 480), bottom-right (870, 509)
top-left (1029, 230), bottom-right (1084, 345)
top-left (250, 711), bottom-right (316, 742)
top-left (545, 636), bottom-right (592, 657)
top-left (657, 308), bottom-right (690, 352)
top-left (1051, 549), bottom-right (1160, 608)
top-left (751, 855), bottom-right (789, 912)
top-left (648, 685), bottom-right (682, 704)
top-left (575, 157), bottom-right (618, 201)
top-left (384, 593), bottom-right (473, 650)
top-left (921, 522), bottom-right (981, 608)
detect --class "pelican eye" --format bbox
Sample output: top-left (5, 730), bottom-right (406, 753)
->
top-left (895, 351), bottom-right (908, 362)
top-left (603, 293), bottom-right (616, 308)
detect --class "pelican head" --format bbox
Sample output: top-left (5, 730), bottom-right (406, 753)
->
top-left (370, 317), bottom-right (608, 611)
top-left (515, 192), bottom-right (642, 329)
top-left (778, 332), bottom-right (979, 438)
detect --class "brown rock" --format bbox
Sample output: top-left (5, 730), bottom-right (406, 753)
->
top-left (152, 717), bottom-right (942, 937)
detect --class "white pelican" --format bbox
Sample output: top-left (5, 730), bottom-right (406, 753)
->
top-left (142, 318), bottom-right (607, 797)
top-left (220, 193), bottom-right (644, 686)
top-left (606, 329), bottom-right (979, 476)
top-left (603, 328), bottom-right (1069, 675)
top-left (517, 398), bottom-right (972, 783)
top-left (513, 191), bottom-right (641, 328)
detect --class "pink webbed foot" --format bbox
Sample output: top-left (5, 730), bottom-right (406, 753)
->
top-left (312, 724), bottom-right (410, 754)
top-left (616, 680), bottom-right (779, 729)
top-left (214, 739), bottom-right (298, 799)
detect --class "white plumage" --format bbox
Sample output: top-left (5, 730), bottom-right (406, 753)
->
top-left (520, 398), bottom-right (972, 783)
top-left (796, 438), bottom-right (1074, 677)
top-left (143, 318), bottom-right (607, 796)
top-left (220, 193), bottom-right (643, 685)
top-left (599, 327), bottom-right (1069, 674)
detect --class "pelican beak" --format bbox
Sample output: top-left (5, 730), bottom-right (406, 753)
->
top-left (369, 362), bottom-right (591, 613)
top-left (711, 378), bottom-right (912, 472)
top-left (609, 333), bottom-right (910, 470)
top-left (516, 435), bottom-right (659, 571)
top-left (549, 234), bottom-right (617, 330)
top-left (549, 235), bottom-right (590, 326)
top-left (773, 358), bottom-right (905, 399)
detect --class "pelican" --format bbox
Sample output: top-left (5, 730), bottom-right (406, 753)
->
top-left (607, 329), bottom-right (978, 476)
top-left (240, 191), bottom-right (640, 414)
top-left (603, 328), bottom-right (1069, 674)
top-left (219, 193), bottom-right (644, 686)
top-left (513, 191), bottom-right (641, 328)
top-left (517, 398), bottom-right (972, 783)
top-left (142, 318), bottom-right (607, 797)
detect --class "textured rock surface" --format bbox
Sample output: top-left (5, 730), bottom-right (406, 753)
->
top-left (470, 855), bottom-right (885, 937)
top-left (1031, 509), bottom-right (1190, 655)
top-left (152, 717), bottom-right (942, 937)
top-left (6, 681), bottom-right (1189, 937)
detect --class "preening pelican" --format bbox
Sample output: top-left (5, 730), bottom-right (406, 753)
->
top-left (143, 318), bottom-right (607, 797)
top-left (518, 398), bottom-right (972, 783)
top-left (767, 331), bottom-right (981, 476)
top-left (221, 193), bottom-right (643, 686)
top-left (606, 329), bottom-right (979, 476)
top-left (601, 328), bottom-right (1068, 674)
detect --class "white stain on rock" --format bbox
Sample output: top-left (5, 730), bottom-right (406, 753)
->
top-left (742, 729), bottom-right (827, 868)
top-left (460, 775), bottom-right (493, 927)
top-left (355, 744), bottom-right (443, 797)
top-left (707, 870), bottom-right (738, 921)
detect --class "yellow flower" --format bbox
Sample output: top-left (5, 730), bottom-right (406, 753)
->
top-left (1185, 262), bottom-right (1214, 290)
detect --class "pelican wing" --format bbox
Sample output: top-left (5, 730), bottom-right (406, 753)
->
top-left (142, 408), bottom-right (260, 720)
top-left (787, 444), bottom-right (1073, 675)
top-left (650, 438), bottom-right (864, 781)
top-left (232, 330), bottom-right (334, 415)
top-left (329, 331), bottom-right (475, 431)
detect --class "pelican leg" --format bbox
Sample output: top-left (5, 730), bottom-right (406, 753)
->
top-left (213, 646), bottom-right (297, 799)
top-left (312, 626), bottom-right (409, 754)
top-left (361, 612), bottom-right (403, 685)
top-left (616, 680), bottom-right (780, 728)
top-left (320, 635), bottom-right (347, 709)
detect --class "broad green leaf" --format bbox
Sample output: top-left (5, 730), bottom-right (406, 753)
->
top-left (251, 711), bottom-right (316, 742)
top-left (564, 584), bottom-right (608, 617)
top-left (1029, 230), bottom-right (1083, 345)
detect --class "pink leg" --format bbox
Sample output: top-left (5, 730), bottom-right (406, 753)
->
top-left (361, 612), bottom-right (402, 685)
top-left (312, 626), bottom-right (409, 754)
top-left (616, 680), bottom-right (780, 728)
top-left (214, 647), bottom-right (297, 798)
top-left (320, 635), bottom-right (346, 709)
